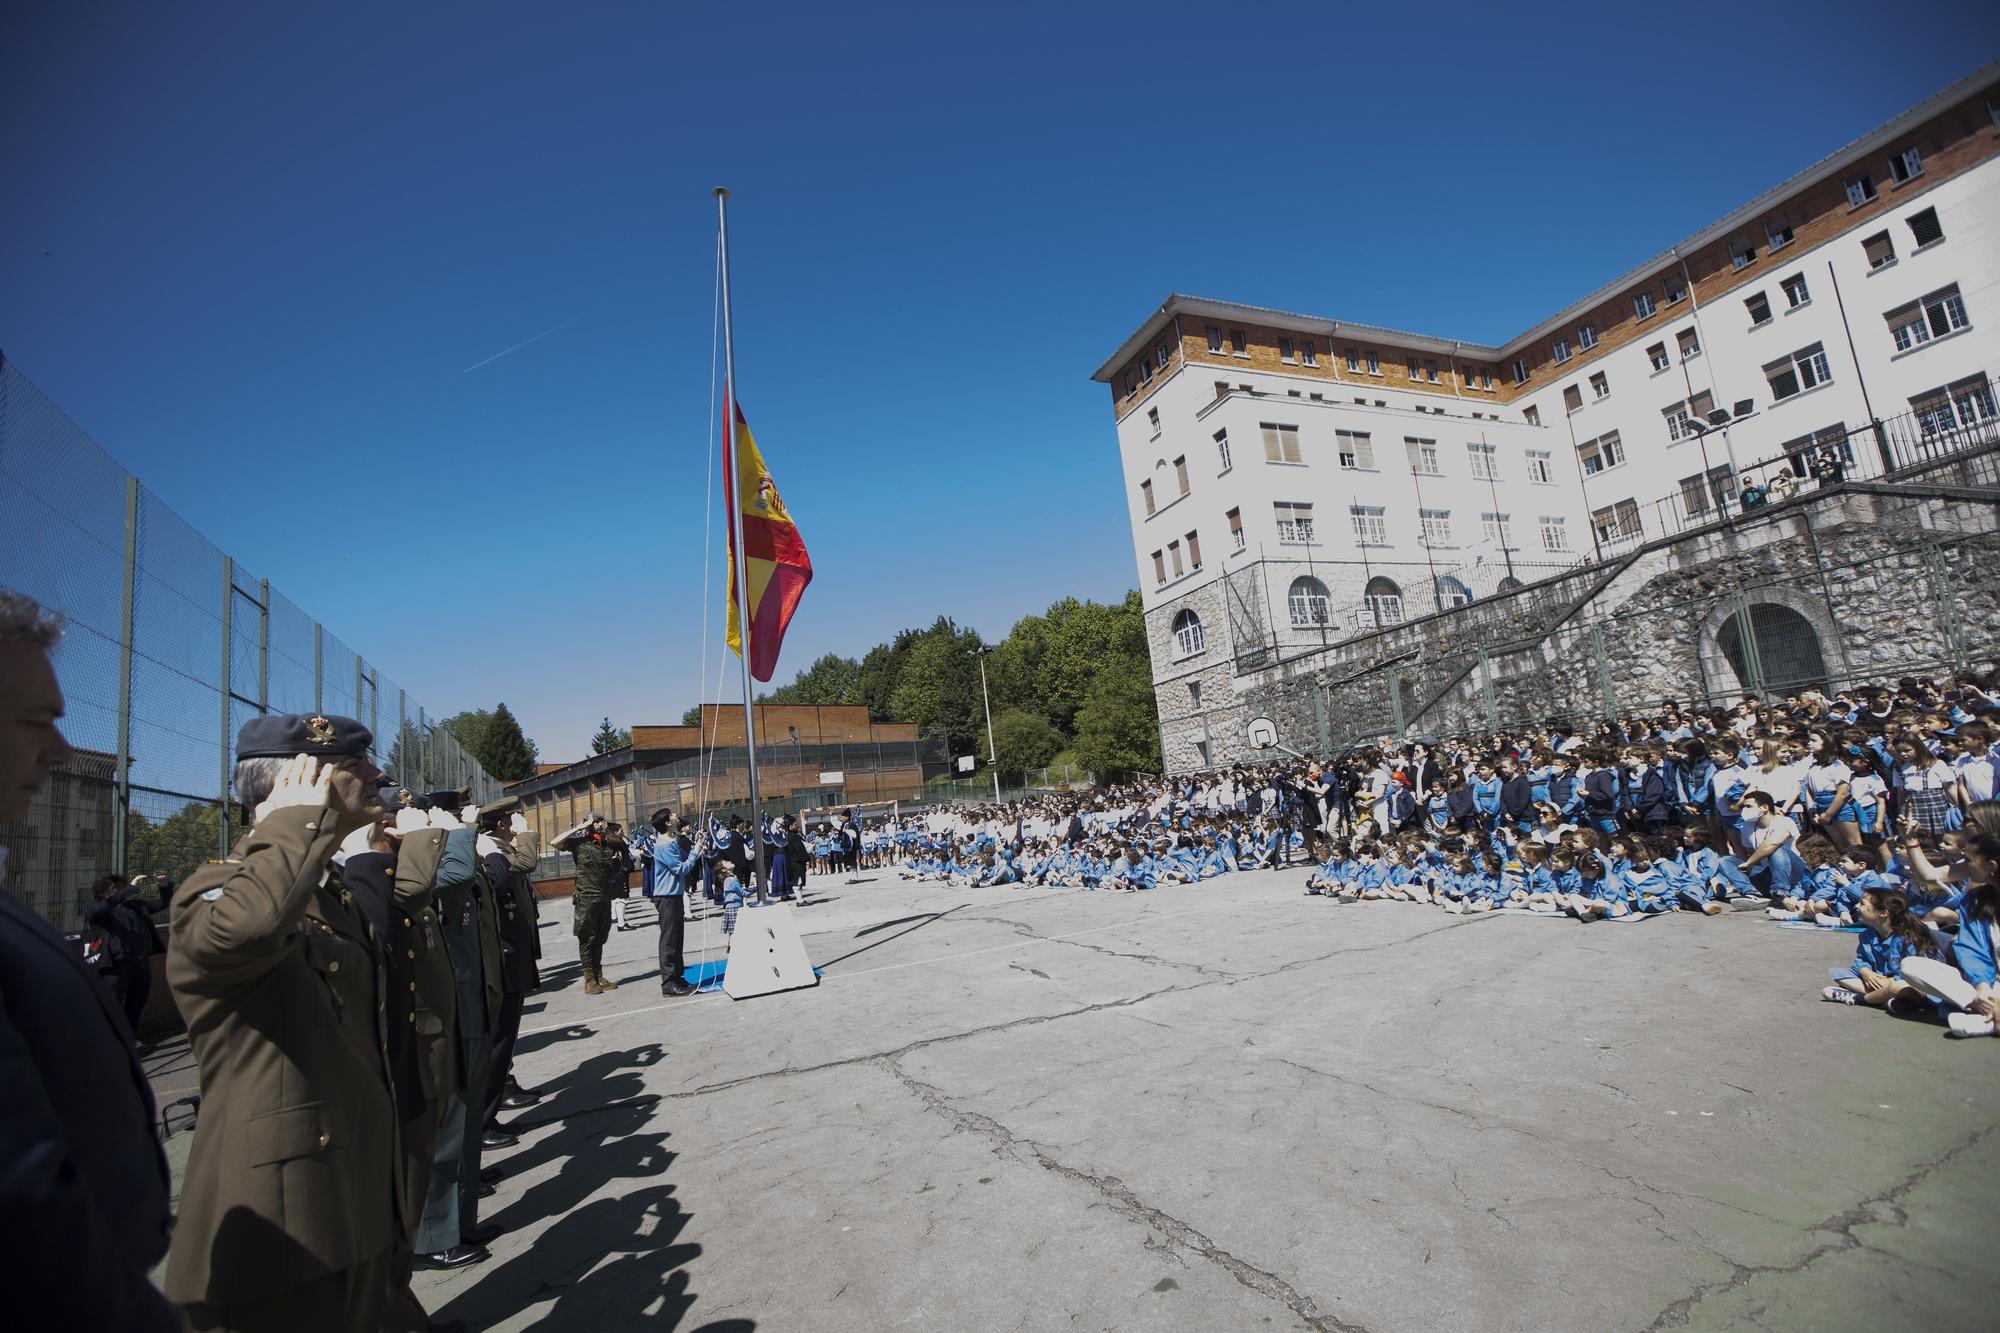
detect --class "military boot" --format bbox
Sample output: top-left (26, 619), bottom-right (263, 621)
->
top-left (596, 969), bottom-right (619, 990)
top-left (583, 972), bottom-right (604, 995)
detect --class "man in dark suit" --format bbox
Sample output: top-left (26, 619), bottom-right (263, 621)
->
top-left (0, 587), bottom-right (179, 1330)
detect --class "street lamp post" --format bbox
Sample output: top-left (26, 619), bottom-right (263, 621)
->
top-left (972, 645), bottom-right (1001, 802)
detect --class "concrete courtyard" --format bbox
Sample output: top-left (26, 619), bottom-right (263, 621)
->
top-left (152, 868), bottom-right (2000, 1331)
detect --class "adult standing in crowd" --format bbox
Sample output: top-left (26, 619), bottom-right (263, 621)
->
top-left (85, 869), bottom-right (164, 1038)
top-left (645, 812), bottom-right (699, 996)
top-left (0, 588), bottom-right (178, 1331)
top-left (477, 797), bottom-right (544, 1125)
top-left (166, 715), bottom-right (400, 1332)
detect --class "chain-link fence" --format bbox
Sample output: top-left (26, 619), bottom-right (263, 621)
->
top-left (0, 353), bottom-right (498, 931)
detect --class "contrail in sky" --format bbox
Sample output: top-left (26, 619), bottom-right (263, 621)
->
top-left (462, 304), bottom-right (604, 372)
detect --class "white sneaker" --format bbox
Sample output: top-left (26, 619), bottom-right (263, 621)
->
top-left (1946, 1012), bottom-right (1997, 1038)
top-left (1766, 907), bottom-right (1798, 921)
top-left (1821, 986), bottom-right (1860, 1005)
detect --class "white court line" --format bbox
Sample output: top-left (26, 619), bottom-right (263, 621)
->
top-left (518, 893), bottom-right (1250, 1037)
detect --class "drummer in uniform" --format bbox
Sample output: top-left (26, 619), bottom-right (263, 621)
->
top-left (165, 715), bottom-right (403, 1333)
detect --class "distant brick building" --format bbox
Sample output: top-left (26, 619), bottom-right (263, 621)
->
top-left (505, 704), bottom-right (945, 855)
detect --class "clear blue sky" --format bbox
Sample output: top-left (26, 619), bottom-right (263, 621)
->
top-left (4, 2), bottom-right (1995, 762)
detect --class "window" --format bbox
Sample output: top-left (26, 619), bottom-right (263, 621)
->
top-left (1907, 207), bottom-right (1943, 248)
top-left (1590, 371), bottom-right (1609, 399)
top-left (1261, 422), bottom-right (1302, 464)
top-left (1633, 290), bottom-right (1657, 319)
top-left (1781, 273), bottom-right (1810, 308)
top-left (1156, 341), bottom-right (1170, 369)
top-left (1309, 392), bottom-right (1322, 401)
top-left (1364, 576), bottom-right (1404, 627)
top-left (1888, 147), bottom-right (1923, 184)
top-left (1526, 449), bottom-right (1553, 483)
top-left (1579, 430), bottom-right (1625, 475)
top-left (1122, 370), bottom-right (1138, 397)
top-left (1302, 342), bottom-right (1318, 367)
top-left (1227, 507), bottom-right (1244, 551)
top-left (1888, 284), bottom-right (1970, 351)
top-left (1366, 351), bottom-right (1381, 376)
top-left (1168, 540), bottom-right (1183, 577)
top-left (1337, 429), bottom-right (1374, 470)
top-left (1172, 610), bottom-right (1206, 658)
top-left (1345, 348), bottom-right (1361, 373)
top-left (1863, 231), bottom-right (1896, 269)
top-left (1577, 323), bottom-right (1598, 350)
top-left (1510, 357), bottom-right (1530, 384)
top-left (1466, 441), bottom-right (1498, 479)
top-left (1350, 504), bottom-right (1387, 545)
top-left (1206, 326), bottom-right (1224, 353)
top-left (1481, 511), bottom-right (1512, 547)
top-left (1539, 515), bottom-right (1569, 551)
top-left (1592, 499), bottom-right (1642, 542)
top-left (1279, 337), bottom-right (1296, 364)
top-left (1435, 575), bottom-right (1472, 608)
top-left (1846, 174), bottom-right (1877, 208)
top-left (1141, 479), bottom-right (1155, 515)
top-left (1664, 401), bottom-right (1693, 441)
top-left (1765, 343), bottom-right (1832, 401)
top-left (1551, 336), bottom-right (1573, 364)
top-left (1274, 501), bottom-right (1314, 543)
top-left (1405, 436), bottom-right (1439, 475)
top-left (1186, 530), bottom-right (1202, 570)
top-left (1140, 358), bottom-right (1153, 384)
top-left (1288, 576), bottom-right (1331, 628)
top-left (1419, 507), bottom-right (1453, 546)
top-left (1745, 291), bottom-right (1773, 325)
top-left (1765, 214), bottom-right (1794, 250)
top-left (1663, 271), bottom-right (1687, 305)
top-left (1152, 550), bottom-right (1166, 585)
top-left (1147, 407), bottom-right (1161, 438)
top-left (1562, 384), bottom-right (1583, 414)
top-left (1521, 405), bottom-right (1540, 427)
top-left (1647, 342), bottom-right (1670, 372)
top-left (1229, 328), bottom-right (1248, 354)
top-left (1424, 358), bottom-right (1439, 383)
top-left (1729, 235), bottom-right (1756, 269)
top-left (1782, 426), bottom-right (1854, 476)
top-left (1287, 390), bottom-right (1301, 398)
top-left (1916, 375), bottom-right (1998, 435)
top-left (1991, 97), bottom-right (2000, 132)
top-left (1214, 381), bottom-right (1231, 400)
top-left (1678, 464), bottom-right (1737, 517)
top-left (1677, 328), bottom-right (1701, 361)
top-left (1174, 455), bottom-right (1189, 495)
top-left (1407, 355), bottom-right (1420, 380)
top-left (1215, 428), bottom-right (1232, 472)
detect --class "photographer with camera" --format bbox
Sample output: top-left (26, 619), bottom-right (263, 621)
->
top-left (85, 871), bottom-right (164, 1040)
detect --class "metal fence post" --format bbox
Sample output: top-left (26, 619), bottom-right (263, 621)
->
top-left (418, 706), bottom-right (428, 788)
top-left (313, 621), bottom-right (324, 711)
top-left (1477, 649), bottom-right (1497, 731)
top-left (1388, 667), bottom-right (1406, 737)
top-left (1731, 592), bottom-right (1767, 699)
top-left (112, 476), bottom-right (138, 874)
top-left (220, 556), bottom-right (234, 856)
top-left (257, 579), bottom-right (269, 711)
top-left (1591, 623), bottom-right (1617, 719)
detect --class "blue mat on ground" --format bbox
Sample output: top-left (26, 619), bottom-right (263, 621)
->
top-left (1776, 921), bottom-right (1866, 933)
top-left (683, 959), bottom-right (826, 993)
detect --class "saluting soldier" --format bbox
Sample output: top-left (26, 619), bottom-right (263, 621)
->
top-left (559, 813), bottom-right (619, 993)
top-left (475, 796), bottom-right (544, 1127)
top-left (413, 791), bottom-right (500, 1270)
top-left (165, 716), bottom-right (402, 1333)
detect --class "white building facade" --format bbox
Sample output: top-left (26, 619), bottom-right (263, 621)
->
top-left (1094, 65), bottom-right (2000, 773)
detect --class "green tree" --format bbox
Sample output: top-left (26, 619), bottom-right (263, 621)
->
top-left (887, 618), bottom-right (987, 756)
top-left (481, 703), bottom-right (539, 781)
top-left (989, 707), bottom-right (1063, 773)
top-left (126, 800), bottom-right (230, 887)
top-left (1071, 669), bottom-right (1162, 776)
top-left (590, 717), bottom-right (632, 755)
top-left (760, 653), bottom-right (862, 706)
top-left (680, 704), bottom-right (704, 726)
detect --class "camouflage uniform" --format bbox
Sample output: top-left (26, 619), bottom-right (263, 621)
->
top-left (570, 834), bottom-right (617, 992)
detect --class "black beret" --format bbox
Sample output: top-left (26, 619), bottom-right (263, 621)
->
top-left (236, 713), bottom-right (373, 761)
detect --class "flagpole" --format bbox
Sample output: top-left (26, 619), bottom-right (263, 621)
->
top-left (715, 186), bottom-right (768, 906)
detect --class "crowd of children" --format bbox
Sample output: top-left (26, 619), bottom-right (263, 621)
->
top-left (886, 673), bottom-right (2000, 1038)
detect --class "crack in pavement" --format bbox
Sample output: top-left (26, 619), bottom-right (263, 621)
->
top-left (979, 913), bottom-right (1244, 979)
top-left (882, 1055), bottom-right (1366, 1333)
top-left (1638, 1123), bottom-right (1998, 1331)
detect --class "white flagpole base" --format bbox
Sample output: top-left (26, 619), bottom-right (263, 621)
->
top-left (722, 903), bottom-right (819, 999)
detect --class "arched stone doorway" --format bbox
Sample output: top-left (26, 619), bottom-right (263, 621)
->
top-left (1712, 601), bottom-right (1831, 695)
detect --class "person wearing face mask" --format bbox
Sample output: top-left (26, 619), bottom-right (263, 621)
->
top-left (0, 588), bottom-right (179, 1332)
top-left (165, 713), bottom-right (406, 1332)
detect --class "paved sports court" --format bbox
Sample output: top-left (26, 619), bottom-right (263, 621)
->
top-left (159, 869), bottom-right (2000, 1330)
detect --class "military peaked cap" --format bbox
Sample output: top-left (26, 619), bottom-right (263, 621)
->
top-left (236, 712), bottom-right (373, 760)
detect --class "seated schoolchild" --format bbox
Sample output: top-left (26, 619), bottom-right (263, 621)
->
top-left (1565, 856), bottom-right (1630, 920)
top-left (1821, 888), bottom-right (1938, 1014)
top-left (1899, 832), bottom-right (2000, 1036)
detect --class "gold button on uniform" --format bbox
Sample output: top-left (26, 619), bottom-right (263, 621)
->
top-left (317, 1131), bottom-right (330, 1148)
top-left (328, 961), bottom-right (340, 973)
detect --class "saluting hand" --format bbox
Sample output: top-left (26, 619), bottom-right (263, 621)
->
top-left (255, 754), bottom-right (331, 822)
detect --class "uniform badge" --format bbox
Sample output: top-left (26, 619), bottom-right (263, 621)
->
top-left (306, 715), bottom-right (336, 745)
top-left (201, 886), bottom-right (226, 902)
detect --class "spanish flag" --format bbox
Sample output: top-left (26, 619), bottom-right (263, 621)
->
top-left (724, 403), bottom-right (813, 682)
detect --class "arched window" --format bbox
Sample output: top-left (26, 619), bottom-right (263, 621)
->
top-left (1363, 576), bottom-right (1404, 627)
top-left (1171, 609), bottom-right (1206, 658)
top-left (1717, 603), bottom-right (1829, 694)
top-left (1288, 576), bottom-right (1331, 627)
top-left (1435, 575), bottom-right (1473, 609)
top-left (1496, 576), bottom-right (1524, 594)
